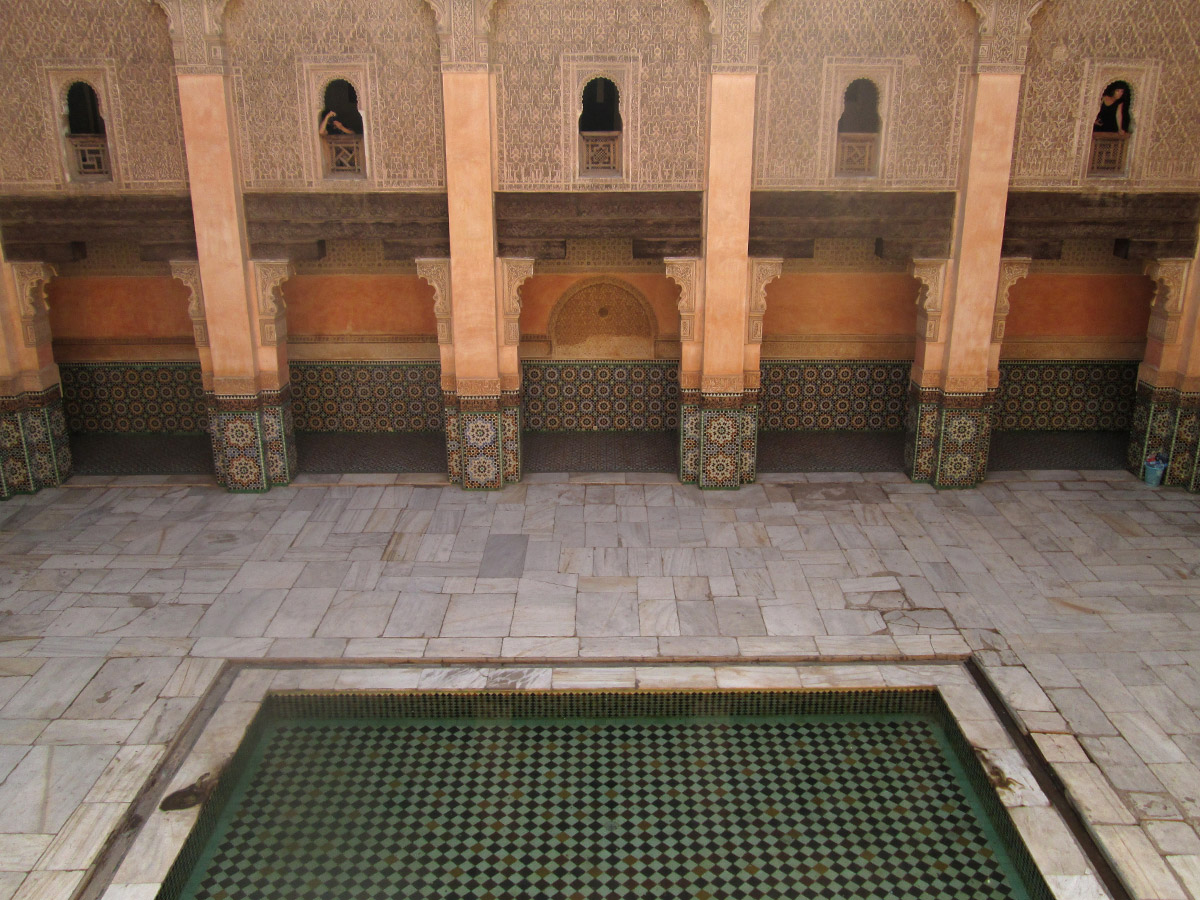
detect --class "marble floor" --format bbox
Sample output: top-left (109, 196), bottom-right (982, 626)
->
top-left (1, 467), bottom-right (1199, 900)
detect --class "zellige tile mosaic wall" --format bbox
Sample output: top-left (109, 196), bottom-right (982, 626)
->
top-left (59, 362), bottom-right (207, 433)
top-left (289, 362), bottom-right (443, 432)
top-left (993, 361), bottom-right (1137, 431)
top-left (522, 361), bottom-right (679, 431)
top-left (759, 361), bottom-right (909, 431)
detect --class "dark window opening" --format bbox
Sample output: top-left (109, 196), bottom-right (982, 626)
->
top-left (67, 82), bottom-right (105, 136)
top-left (1089, 80), bottom-right (1132, 176)
top-left (579, 78), bottom-right (622, 133)
top-left (320, 79), bottom-right (364, 136)
top-left (1093, 80), bottom-right (1132, 135)
top-left (837, 78), bottom-right (880, 134)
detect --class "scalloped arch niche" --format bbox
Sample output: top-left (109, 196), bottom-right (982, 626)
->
top-left (548, 279), bottom-right (658, 359)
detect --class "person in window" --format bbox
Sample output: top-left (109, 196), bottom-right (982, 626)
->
top-left (1093, 85), bottom-right (1130, 135)
top-left (320, 108), bottom-right (357, 136)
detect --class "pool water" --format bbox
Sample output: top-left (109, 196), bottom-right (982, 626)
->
top-left (159, 690), bottom-right (1051, 900)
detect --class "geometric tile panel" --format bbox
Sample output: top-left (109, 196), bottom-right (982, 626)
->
top-left (168, 705), bottom-right (1041, 900)
top-left (1128, 384), bottom-right (1200, 491)
top-left (289, 362), bottom-right (444, 433)
top-left (760, 360), bottom-right (909, 431)
top-left (0, 386), bottom-right (71, 499)
top-left (208, 389), bottom-right (297, 492)
top-left (904, 384), bottom-right (940, 484)
top-left (501, 401), bottom-right (521, 485)
top-left (678, 400), bottom-right (700, 483)
top-left (994, 361), bottom-right (1138, 431)
top-left (59, 362), bottom-right (207, 433)
top-left (522, 361), bottom-right (679, 431)
top-left (459, 409), bottom-right (505, 491)
top-left (905, 386), bottom-right (994, 489)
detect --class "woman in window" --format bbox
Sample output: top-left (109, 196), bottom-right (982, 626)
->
top-left (1093, 83), bottom-right (1130, 135)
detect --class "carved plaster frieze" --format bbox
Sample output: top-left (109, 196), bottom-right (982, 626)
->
top-left (252, 259), bottom-right (294, 347)
top-left (12, 263), bottom-right (56, 348)
top-left (966, 0), bottom-right (1047, 74)
top-left (747, 257), bottom-right (783, 344)
top-left (151, 0), bottom-right (231, 74)
top-left (416, 258), bottom-right (453, 345)
top-left (701, 374), bottom-right (745, 394)
top-left (992, 257), bottom-right (1031, 344)
top-left (1145, 258), bottom-right (1193, 345)
top-left (427, 0), bottom-right (488, 68)
top-left (665, 257), bottom-right (703, 343)
top-left (909, 258), bottom-right (949, 342)
top-left (498, 257), bottom-right (534, 347)
top-left (169, 260), bottom-right (208, 347)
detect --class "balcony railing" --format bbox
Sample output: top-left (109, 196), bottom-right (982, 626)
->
top-left (835, 132), bottom-right (878, 176)
top-left (67, 134), bottom-right (111, 179)
top-left (322, 134), bottom-right (365, 177)
top-left (579, 131), bottom-right (621, 176)
top-left (1088, 133), bottom-right (1129, 176)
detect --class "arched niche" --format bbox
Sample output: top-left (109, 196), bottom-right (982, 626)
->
top-left (547, 278), bottom-right (658, 359)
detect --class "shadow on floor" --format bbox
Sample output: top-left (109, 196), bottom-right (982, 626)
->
top-left (989, 430), bottom-right (1130, 471)
top-left (295, 432), bottom-right (448, 474)
top-left (69, 432), bottom-right (214, 476)
top-left (523, 431), bottom-right (678, 473)
top-left (757, 431), bottom-right (906, 473)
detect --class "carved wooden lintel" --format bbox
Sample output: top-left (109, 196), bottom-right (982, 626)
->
top-left (747, 257), bottom-right (783, 344)
top-left (416, 258), bottom-right (453, 345)
top-left (908, 258), bottom-right (949, 343)
top-left (498, 257), bottom-right (534, 347)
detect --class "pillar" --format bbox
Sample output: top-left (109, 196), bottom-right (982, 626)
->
top-left (0, 253), bottom-right (70, 498)
top-left (1128, 253), bottom-right (1198, 487)
top-left (905, 66), bottom-right (1023, 487)
top-left (686, 68), bottom-right (758, 489)
top-left (172, 59), bottom-right (296, 490)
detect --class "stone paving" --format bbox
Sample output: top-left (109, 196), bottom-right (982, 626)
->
top-left (1, 468), bottom-right (1200, 899)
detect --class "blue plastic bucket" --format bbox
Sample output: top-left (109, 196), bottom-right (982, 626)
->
top-left (1144, 459), bottom-right (1167, 486)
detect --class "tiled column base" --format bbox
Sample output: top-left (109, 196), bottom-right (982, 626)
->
top-left (208, 388), bottom-right (298, 492)
top-left (0, 386), bottom-right (71, 499)
top-left (680, 393), bottom-right (757, 489)
top-left (904, 385), bottom-right (993, 488)
top-left (1128, 383), bottom-right (1200, 490)
top-left (445, 394), bottom-right (520, 490)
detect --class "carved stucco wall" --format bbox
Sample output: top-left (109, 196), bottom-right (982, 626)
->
top-left (0, 0), bottom-right (187, 191)
top-left (754, 0), bottom-right (976, 188)
top-left (490, 0), bottom-right (710, 190)
top-left (548, 280), bottom-right (658, 359)
top-left (223, 0), bottom-right (445, 189)
top-left (1013, 0), bottom-right (1200, 189)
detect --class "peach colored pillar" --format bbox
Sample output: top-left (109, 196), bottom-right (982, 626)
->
top-left (0, 251), bottom-right (70, 495)
top-left (177, 73), bottom-right (296, 489)
top-left (684, 71), bottom-right (757, 489)
top-left (906, 73), bottom-right (1021, 488)
top-left (441, 69), bottom-right (513, 489)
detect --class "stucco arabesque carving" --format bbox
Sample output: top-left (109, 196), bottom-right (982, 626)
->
top-left (909, 258), bottom-right (949, 342)
top-left (665, 257), bottom-right (704, 344)
top-left (1145, 258), bottom-right (1193, 345)
top-left (992, 257), bottom-right (1031, 344)
top-left (150, 0), bottom-right (231, 74)
top-left (252, 259), bottom-right (294, 347)
top-left (416, 258), bottom-right (453, 345)
top-left (12, 263), bottom-right (56, 349)
top-left (427, 0), bottom-right (487, 70)
top-left (498, 258), bottom-right (534, 347)
top-left (965, 0), bottom-right (1049, 74)
top-left (168, 260), bottom-right (208, 347)
top-left (747, 258), bottom-right (783, 344)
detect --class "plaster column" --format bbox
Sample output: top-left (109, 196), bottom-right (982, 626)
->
top-left (176, 72), bottom-right (295, 491)
top-left (0, 251), bottom-right (70, 497)
top-left (905, 71), bottom-right (1022, 487)
top-left (1128, 253), bottom-right (1198, 487)
top-left (688, 69), bottom-right (757, 489)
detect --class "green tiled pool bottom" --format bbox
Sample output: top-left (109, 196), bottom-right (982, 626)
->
top-left (158, 690), bottom-right (1052, 900)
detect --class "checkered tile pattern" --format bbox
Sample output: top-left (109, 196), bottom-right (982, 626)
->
top-left (181, 714), bottom-right (1029, 900)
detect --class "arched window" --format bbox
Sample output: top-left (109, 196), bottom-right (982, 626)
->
top-left (64, 81), bottom-right (111, 180)
top-left (1089, 80), bottom-right (1132, 176)
top-left (579, 77), bottom-right (621, 176)
top-left (319, 79), bottom-right (365, 177)
top-left (835, 79), bottom-right (880, 176)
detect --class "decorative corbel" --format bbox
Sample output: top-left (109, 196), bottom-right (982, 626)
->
top-left (498, 258), bottom-right (534, 347)
top-left (1145, 258), bottom-right (1193, 345)
top-left (992, 257), bottom-right (1031, 345)
top-left (665, 257), bottom-right (703, 343)
top-left (747, 258), bottom-right (783, 344)
top-left (169, 260), bottom-right (208, 347)
top-left (909, 258), bottom-right (949, 342)
top-left (252, 259), bottom-right (294, 347)
top-left (416, 258), bottom-right (453, 345)
top-left (12, 262), bottom-right (56, 348)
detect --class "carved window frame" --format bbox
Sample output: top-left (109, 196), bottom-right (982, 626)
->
top-left (301, 60), bottom-right (374, 187)
top-left (818, 60), bottom-right (900, 184)
top-left (562, 54), bottom-right (639, 186)
top-left (46, 66), bottom-right (121, 187)
top-left (1078, 59), bottom-right (1160, 183)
